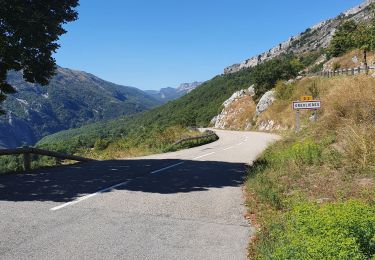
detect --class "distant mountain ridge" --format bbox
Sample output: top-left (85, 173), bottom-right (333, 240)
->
top-left (37, 0), bottom-right (375, 153)
top-left (224, 0), bottom-right (375, 74)
top-left (0, 66), bottom-right (161, 148)
top-left (145, 81), bottom-right (202, 102)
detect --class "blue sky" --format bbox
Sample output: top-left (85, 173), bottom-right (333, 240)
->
top-left (54, 0), bottom-right (363, 90)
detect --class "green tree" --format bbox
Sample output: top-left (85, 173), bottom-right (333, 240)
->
top-left (0, 0), bottom-right (79, 113)
top-left (328, 20), bottom-right (358, 58)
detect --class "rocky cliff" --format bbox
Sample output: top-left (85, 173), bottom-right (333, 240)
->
top-left (224, 0), bottom-right (375, 74)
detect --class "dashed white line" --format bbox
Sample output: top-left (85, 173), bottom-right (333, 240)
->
top-left (193, 152), bottom-right (215, 160)
top-left (50, 181), bottom-right (129, 211)
top-left (223, 146), bottom-right (235, 151)
top-left (237, 142), bottom-right (245, 146)
top-left (151, 162), bottom-right (185, 174)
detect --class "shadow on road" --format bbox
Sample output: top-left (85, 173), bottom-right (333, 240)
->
top-left (0, 159), bottom-right (246, 202)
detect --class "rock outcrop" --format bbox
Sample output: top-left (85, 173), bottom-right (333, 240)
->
top-left (224, 0), bottom-right (375, 74)
top-left (256, 90), bottom-right (276, 116)
top-left (211, 87), bottom-right (256, 130)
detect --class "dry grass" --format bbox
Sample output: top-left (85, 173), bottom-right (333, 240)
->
top-left (325, 49), bottom-right (375, 70)
top-left (79, 125), bottom-right (204, 160)
top-left (217, 95), bottom-right (256, 130)
top-left (251, 74), bottom-right (375, 200)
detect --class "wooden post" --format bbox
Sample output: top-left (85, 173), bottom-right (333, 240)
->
top-left (23, 146), bottom-right (31, 171)
top-left (56, 158), bottom-right (62, 166)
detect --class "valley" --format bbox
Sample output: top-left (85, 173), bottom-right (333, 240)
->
top-left (0, 1), bottom-right (374, 259)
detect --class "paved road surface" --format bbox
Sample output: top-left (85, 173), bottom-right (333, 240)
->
top-left (0, 130), bottom-right (278, 260)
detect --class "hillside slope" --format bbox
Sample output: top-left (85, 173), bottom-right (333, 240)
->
top-left (224, 0), bottom-right (375, 74)
top-left (38, 1), bottom-right (375, 156)
top-left (0, 67), bottom-right (161, 148)
top-left (37, 68), bottom-right (256, 151)
top-left (243, 74), bottom-right (375, 258)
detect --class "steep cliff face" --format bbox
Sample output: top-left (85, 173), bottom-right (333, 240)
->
top-left (224, 0), bottom-right (375, 74)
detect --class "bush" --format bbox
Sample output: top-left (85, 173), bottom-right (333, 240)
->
top-left (94, 138), bottom-right (109, 151)
top-left (333, 62), bottom-right (342, 71)
top-left (275, 81), bottom-right (295, 100)
top-left (271, 201), bottom-right (375, 259)
top-left (289, 140), bottom-right (322, 165)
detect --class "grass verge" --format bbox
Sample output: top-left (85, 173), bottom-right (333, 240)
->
top-left (246, 75), bottom-right (375, 259)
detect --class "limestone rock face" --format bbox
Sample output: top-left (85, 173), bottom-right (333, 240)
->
top-left (223, 90), bottom-right (247, 108)
top-left (248, 84), bottom-right (256, 97)
top-left (211, 88), bottom-right (256, 130)
top-left (256, 90), bottom-right (276, 115)
top-left (224, 0), bottom-right (375, 74)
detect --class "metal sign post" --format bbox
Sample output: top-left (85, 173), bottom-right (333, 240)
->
top-left (296, 110), bottom-right (301, 132)
top-left (292, 100), bottom-right (321, 133)
top-left (312, 110), bottom-right (318, 122)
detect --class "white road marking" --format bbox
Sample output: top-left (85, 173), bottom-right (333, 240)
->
top-left (223, 146), bottom-right (235, 151)
top-left (237, 142), bottom-right (245, 146)
top-left (151, 162), bottom-right (185, 174)
top-left (193, 152), bottom-right (215, 160)
top-left (50, 181), bottom-right (129, 211)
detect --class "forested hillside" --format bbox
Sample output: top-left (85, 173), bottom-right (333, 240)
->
top-left (0, 67), bottom-right (161, 148)
top-left (37, 54), bottom-right (303, 153)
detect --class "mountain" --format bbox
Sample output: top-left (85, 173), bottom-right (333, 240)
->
top-left (38, 1), bottom-right (374, 153)
top-left (0, 67), bottom-right (161, 148)
top-left (145, 81), bottom-right (202, 102)
top-left (224, 0), bottom-right (375, 74)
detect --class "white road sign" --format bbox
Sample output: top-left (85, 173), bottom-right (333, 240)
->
top-left (293, 100), bottom-right (321, 110)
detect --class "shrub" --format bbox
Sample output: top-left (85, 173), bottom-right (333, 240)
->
top-left (275, 81), bottom-right (295, 100)
top-left (94, 138), bottom-right (109, 151)
top-left (333, 62), bottom-right (342, 71)
top-left (289, 140), bottom-right (322, 165)
top-left (271, 201), bottom-right (375, 259)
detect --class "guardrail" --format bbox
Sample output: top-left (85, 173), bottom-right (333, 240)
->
top-left (0, 146), bottom-right (94, 171)
top-left (308, 66), bottom-right (375, 78)
top-left (173, 130), bottom-right (218, 146)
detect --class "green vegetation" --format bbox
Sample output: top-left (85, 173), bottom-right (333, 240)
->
top-left (0, 154), bottom-right (66, 175)
top-left (251, 54), bottom-right (303, 98)
top-left (0, 52), bottom-right (300, 173)
top-left (328, 7), bottom-right (375, 59)
top-left (272, 201), bottom-right (374, 259)
top-left (0, 68), bottom-right (161, 148)
top-left (247, 75), bottom-right (375, 259)
top-left (0, 0), bottom-right (79, 113)
top-left (76, 126), bottom-right (218, 160)
top-left (37, 54), bottom-right (303, 155)
top-left (0, 127), bottom-right (218, 174)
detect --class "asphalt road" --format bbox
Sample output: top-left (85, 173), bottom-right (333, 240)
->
top-left (0, 129), bottom-right (278, 260)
